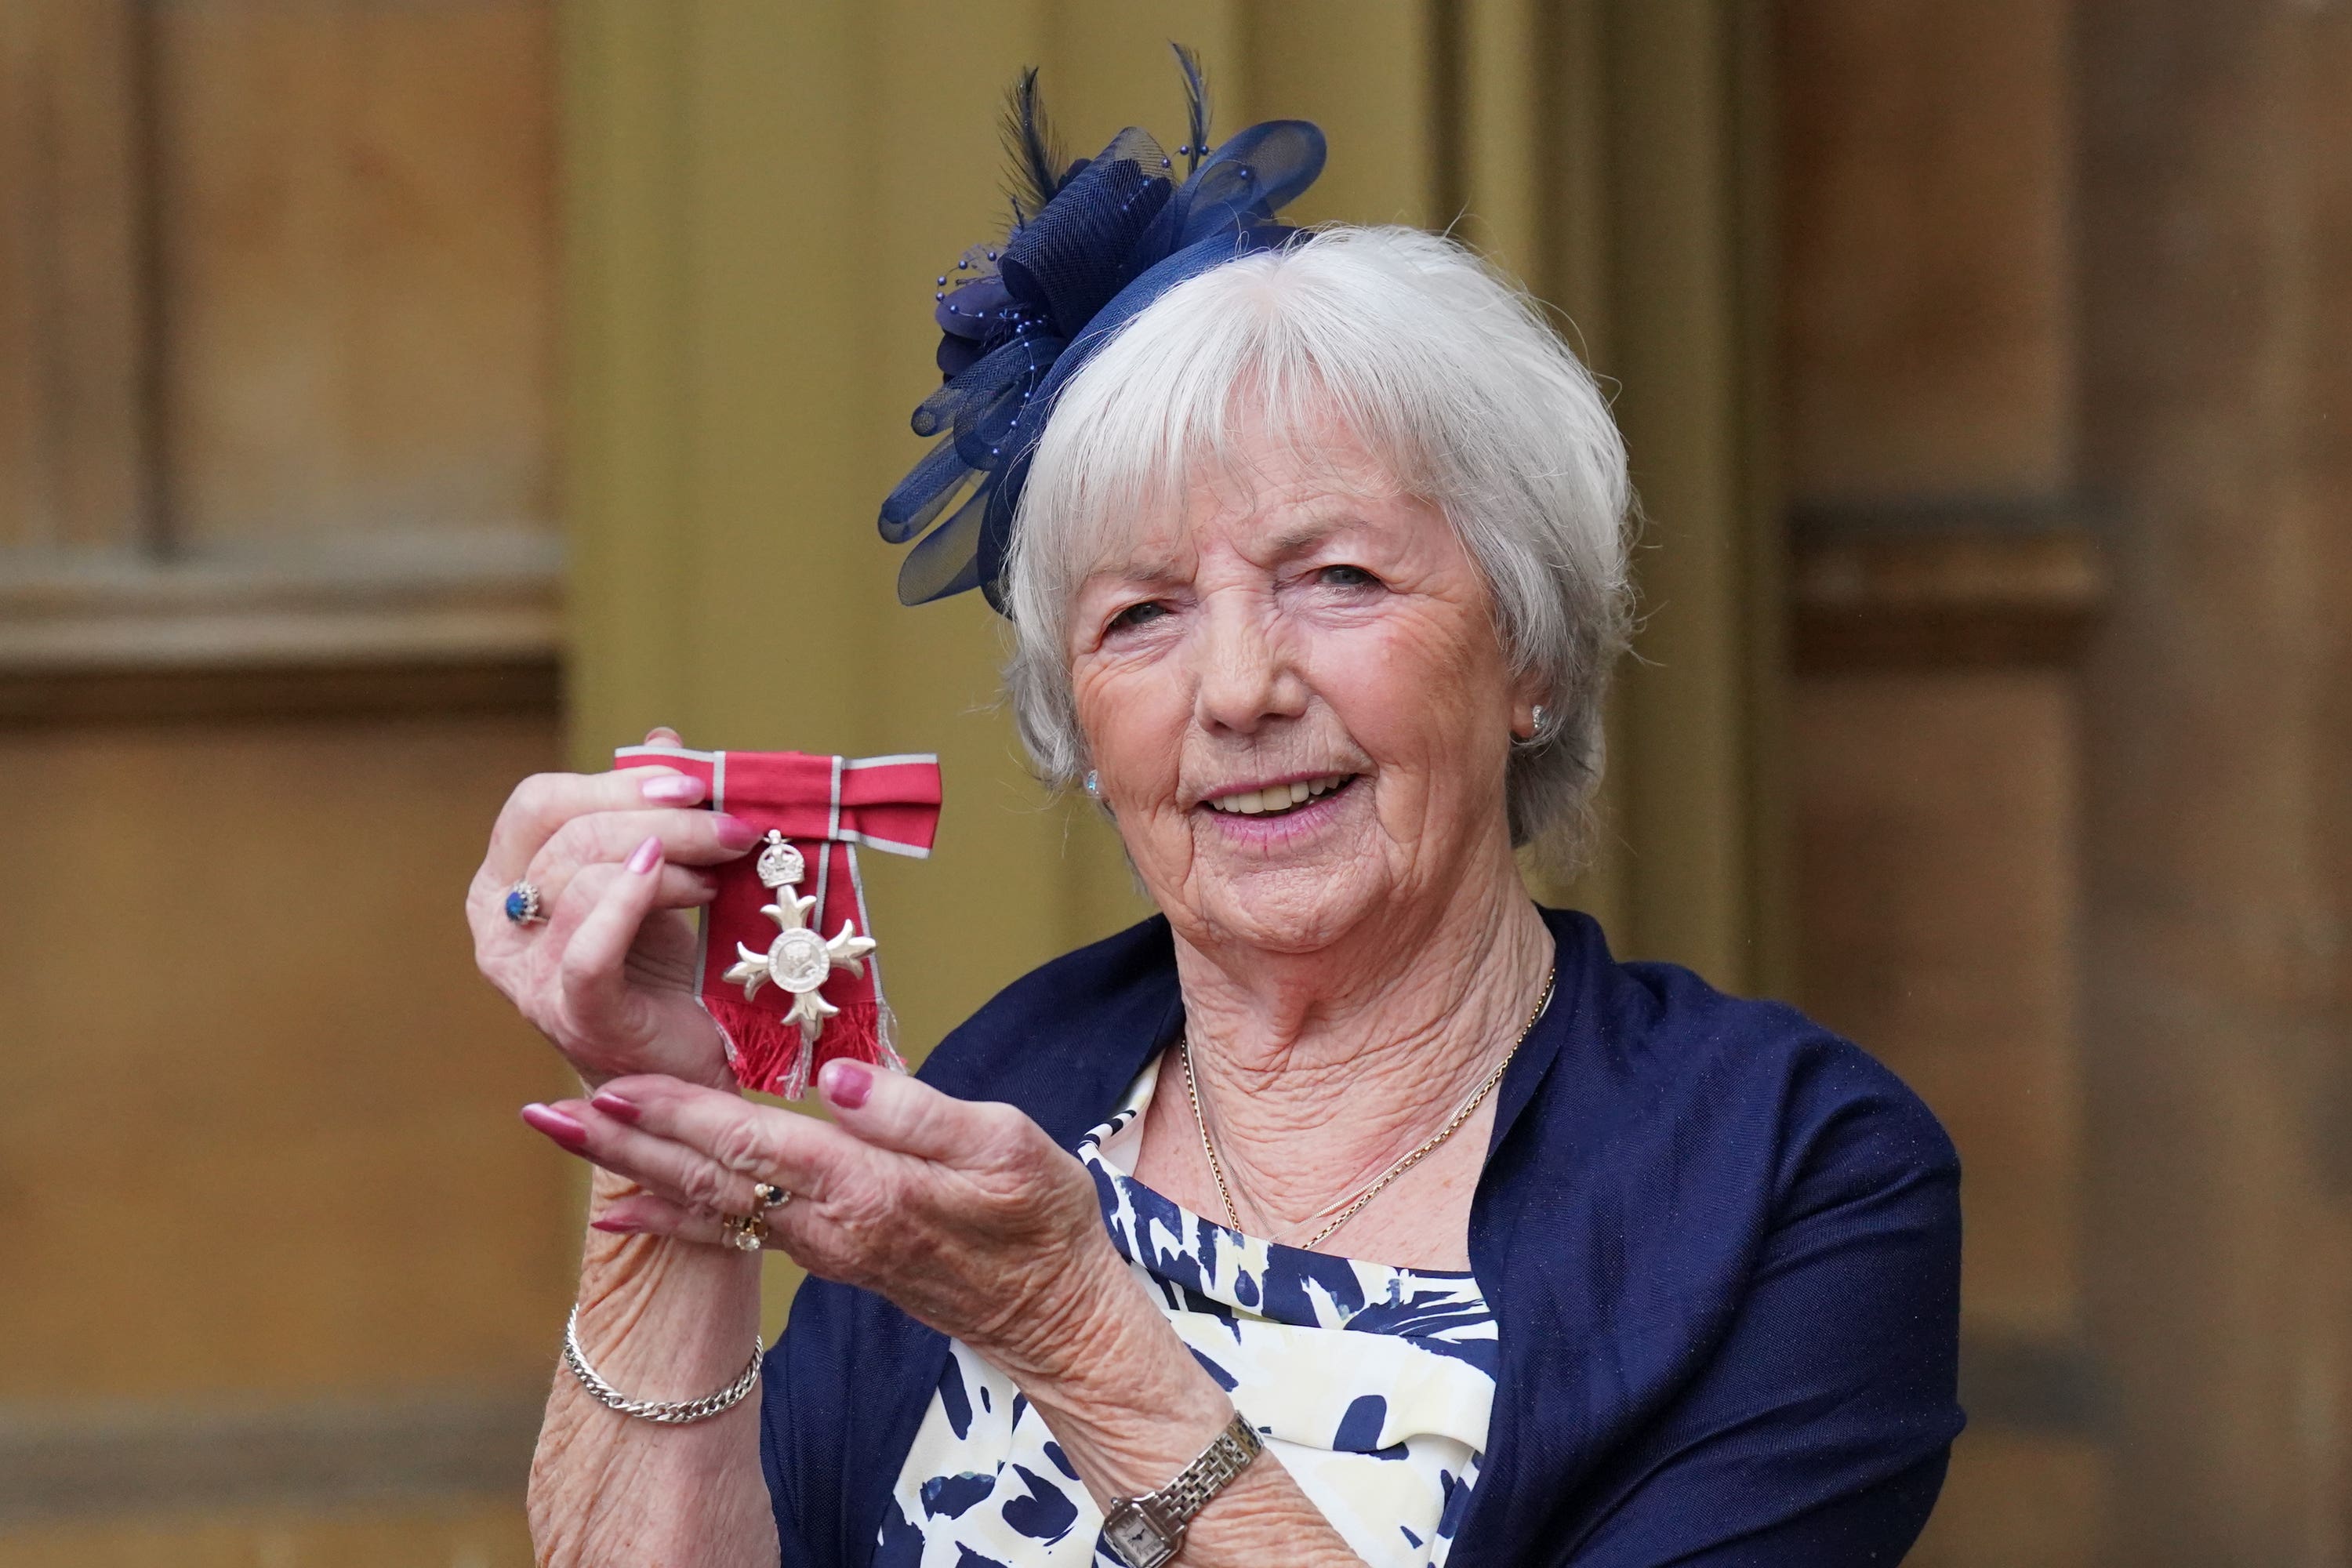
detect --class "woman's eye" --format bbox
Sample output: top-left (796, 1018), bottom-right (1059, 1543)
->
top-left (1317, 564), bottom-right (1381, 590)
top-left (1105, 601), bottom-right (1169, 633)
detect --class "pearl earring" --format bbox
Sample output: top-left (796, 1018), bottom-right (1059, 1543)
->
top-left (1083, 770), bottom-right (1100, 797)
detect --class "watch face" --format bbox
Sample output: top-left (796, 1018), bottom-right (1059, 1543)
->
top-left (1104, 1507), bottom-right (1176, 1568)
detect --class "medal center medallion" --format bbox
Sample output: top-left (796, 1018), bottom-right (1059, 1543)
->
top-left (768, 927), bottom-right (834, 993)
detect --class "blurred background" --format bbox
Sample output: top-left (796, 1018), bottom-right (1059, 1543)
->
top-left (0, 2), bottom-right (2343, 1564)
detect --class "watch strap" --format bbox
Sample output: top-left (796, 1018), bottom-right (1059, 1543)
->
top-left (1103, 1410), bottom-right (1262, 1566)
top-left (1150, 1409), bottom-right (1263, 1523)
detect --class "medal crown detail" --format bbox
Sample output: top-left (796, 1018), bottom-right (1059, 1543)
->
top-left (754, 830), bottom-right (806, 889)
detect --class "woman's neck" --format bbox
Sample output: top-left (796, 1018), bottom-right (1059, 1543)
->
top-left (1160, 850), bottom-right (1555, 1240)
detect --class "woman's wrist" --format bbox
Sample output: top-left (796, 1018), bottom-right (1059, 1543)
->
top-left (986, 1239), bottom-right (1234, 1502)
top-left (570, 1171), bottom-right (762, 1395)
top-left (573, 1051), bottom-right (739, 1098)
top-left (583, 1170), bottom-right (757, 1269)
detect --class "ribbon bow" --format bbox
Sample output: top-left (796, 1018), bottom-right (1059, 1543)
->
top-left (615, 745), bottom-right (942, 1098)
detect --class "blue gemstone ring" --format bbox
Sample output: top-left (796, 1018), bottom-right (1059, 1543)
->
top-left (503, 880), bottom-right (546, 927)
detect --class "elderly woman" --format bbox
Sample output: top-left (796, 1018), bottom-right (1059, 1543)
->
top-left (472, 78), bottom-right (1959, 1568)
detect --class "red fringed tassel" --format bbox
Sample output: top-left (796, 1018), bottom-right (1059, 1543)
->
top-left (705, 994), bottom-right (905, 1101)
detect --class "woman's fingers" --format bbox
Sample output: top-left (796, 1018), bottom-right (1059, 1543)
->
top-left (528, 1088), bottom-right (835, 1221)
top-left (554, 838), bottom-right (675, 1024)
top-left (546, 858), bottom-right (716, 935)
top-left (813, 1057), bottom-right (1017, 1166)
top-left (590, 1190), bottom-right (730, 1244)
top-left (591, 1190), bottom-right (803, 1254)
top-left (526, 1100), bottom-right (759, 1217)
top-left (524, 806), bottom-right (758, 909)
top-left (597, 1058), bottom-right (1017, 1174)
top-left (481, 766), bottom-right (703, 887)
top-left (585, 1076), bottom-right (858, 1198)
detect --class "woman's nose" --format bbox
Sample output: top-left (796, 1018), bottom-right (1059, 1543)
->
top-left (1190, 599), bottom-right (1306, 735)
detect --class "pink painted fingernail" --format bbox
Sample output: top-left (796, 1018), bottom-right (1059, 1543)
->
top-left (590, 1216), bottom-right (637, 1234)
top-left (640, 773), bottom-right (706, 806)
top-left (521, 1102), bottom-right (590, 1150)
top-left (590, 1091), bottom-right (641, 1123)
top-left (712, 813), bottom-right (761, 851)
top-left (626, 836), bottom-right (662, 875)
top-left (822, 1059), bottom-right (873, 1109)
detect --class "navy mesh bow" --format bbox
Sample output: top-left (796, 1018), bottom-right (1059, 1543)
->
top-left (878, 50), bottom-right (1326, 611)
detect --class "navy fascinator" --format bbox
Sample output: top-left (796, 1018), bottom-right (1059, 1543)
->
top-left (878, 46), bottom-right (1326, 611)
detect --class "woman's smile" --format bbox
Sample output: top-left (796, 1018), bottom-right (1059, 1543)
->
top-left (1196, 771), bottom-right (1363, 844)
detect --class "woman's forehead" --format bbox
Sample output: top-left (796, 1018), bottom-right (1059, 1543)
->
top-left (1080, 477), bottom-right (1436, 591)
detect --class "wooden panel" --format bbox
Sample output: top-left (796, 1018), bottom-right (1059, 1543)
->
top-left (1795, 662), bottom-right (2103, 1566)
top-left (1779, 0), bottom-right (2073, 504)
top-left (1904, 1428), bottom-right (2107, 1568)
top-left (0, 0), bottom-right (152, 553)
top-left (0, 659), bottom-right (560, 728)
top-left (0, 1501), bottom-right (532, 1568)
top-left (0, 3), bottom-right (572, 1559)
top-left (0, 528), bottom-right (559, 677)
top-left (154, 2), bottom-right (554, 548)
top-left (2076, 2), bottom-right (2352, 1557)
top-left (0, 716), bottom-right (575, 1400)
top-left (1795, 671), bottom-right (2085, 1342)
top-left (0, 1394), bottom-right (540, 1523)
top-left (1791, 521), bottom-right (2106, 671)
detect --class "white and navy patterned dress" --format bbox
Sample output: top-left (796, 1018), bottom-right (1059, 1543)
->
top-left (878, 1059), bottom-right (1497, 1566)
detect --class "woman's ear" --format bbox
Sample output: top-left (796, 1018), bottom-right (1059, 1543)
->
top-left (1508, 673), bottom-right (1550, 743)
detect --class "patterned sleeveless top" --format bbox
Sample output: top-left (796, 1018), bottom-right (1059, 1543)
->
top-left (877, 1058), bottom-right (1497, 1566)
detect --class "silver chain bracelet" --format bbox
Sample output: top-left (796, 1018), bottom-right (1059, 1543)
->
top-left (561, 1305), bottom-right (764, 1425)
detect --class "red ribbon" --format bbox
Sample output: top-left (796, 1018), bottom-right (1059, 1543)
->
top-left (615, 745), bottom-right (942, 1098)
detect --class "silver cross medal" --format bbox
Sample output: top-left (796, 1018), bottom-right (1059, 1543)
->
top-left (722, 831), bottom-right (878, 1046)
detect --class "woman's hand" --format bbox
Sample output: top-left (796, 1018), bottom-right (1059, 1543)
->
top-left (525, 1062), bottom-right (1374, 1564)
top-left (524, 1061), bottom-right (1128, 1377)
top-left (470, 727), bottom-right (760, 1091)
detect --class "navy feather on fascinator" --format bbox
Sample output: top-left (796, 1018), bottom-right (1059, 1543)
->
top-left (878, 45), bottom-right (1327, 611)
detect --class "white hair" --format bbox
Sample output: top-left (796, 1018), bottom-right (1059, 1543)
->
top-left (1002, 224), bottom-right (1632, 854)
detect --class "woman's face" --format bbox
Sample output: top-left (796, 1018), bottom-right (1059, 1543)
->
top-left (1068, 416), bottom-right (1537, 956)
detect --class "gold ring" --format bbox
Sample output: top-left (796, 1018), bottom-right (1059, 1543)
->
top-left (753, 1181), bottom-right (791, 1210)
top-left (724, 1213), bottom-right (768, 1252)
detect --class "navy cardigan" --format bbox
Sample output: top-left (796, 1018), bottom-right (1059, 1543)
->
top-left (760, 907), bottom-right (1964, 1564)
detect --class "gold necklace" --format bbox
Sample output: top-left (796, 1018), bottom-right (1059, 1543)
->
top-left (1178, 969), bottom-right (1556, 1253)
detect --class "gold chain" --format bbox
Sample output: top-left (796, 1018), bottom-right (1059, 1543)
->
top-left (1179, 968), bottom-right (1557, 1253)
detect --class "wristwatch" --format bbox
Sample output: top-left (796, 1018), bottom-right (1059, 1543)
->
top-left (1102, 1410), bottom-right (1264, 1567)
